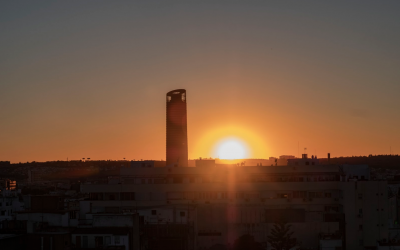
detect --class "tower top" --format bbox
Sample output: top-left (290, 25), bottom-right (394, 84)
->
top-left (167, 89), bottom-right (186, 95)
top-left (167, 89), bottom-right (186, 103)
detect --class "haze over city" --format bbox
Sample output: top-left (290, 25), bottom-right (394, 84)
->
top-left (1, 1), bottom-right (399, 163)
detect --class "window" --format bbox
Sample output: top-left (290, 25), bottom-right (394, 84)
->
top-left (180, 211), bottom-right (186, 217)
top-left (115, 235), bottom-right (120, 244)
top-left (95, 236), bottom-right (103, 248)
top-left (69, 211), bottom-right (77, 219)
top-left (152, 210), bottom-right (157, 215)
top-left (121, 192), bottom-right (135, 200)
top-left (325, 192), bottom-right (332, 198)
top-left (90, 193), bottom-right (103, 200)
top-left (173, 177), bottom-right (183, 184)
top-left (83, 236), bottom-right (88, 248)
top-left (76, 236), bottom-right (81, 248)
top-left (359, 225), bottom-right (363, 230)
top-left (325, 206), bottom-right (339, 212)
top-left (358, 193), bottom-right (363, 199)
top-left (293, 191), bottom-right (307, 198)
top-left (105, 236), bottom-right (111, 247)
top-left (278, 193), bottom-right (289, 198)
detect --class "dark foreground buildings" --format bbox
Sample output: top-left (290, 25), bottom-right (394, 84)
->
top-left (79, 160), bottom-right (390, 250)
top-left (166, 89), bottom-right (188, 167)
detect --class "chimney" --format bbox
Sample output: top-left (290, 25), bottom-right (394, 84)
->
top-left (328, 153), bottom-right (330, 162)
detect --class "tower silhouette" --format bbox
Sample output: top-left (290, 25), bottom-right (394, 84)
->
top-left (166, 89), bottom-right (188, 167)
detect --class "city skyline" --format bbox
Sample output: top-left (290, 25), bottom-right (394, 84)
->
top-left (1, 1), bottom-right (400, 163)
top-left (1, 2), bottom-right (400, 250)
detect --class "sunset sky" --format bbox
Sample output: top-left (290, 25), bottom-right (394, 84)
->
top-left (1, 1), bottom-right (400, 163)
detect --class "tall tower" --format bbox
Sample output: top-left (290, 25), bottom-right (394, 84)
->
top-left (166, 89), bottom-right (188, 167)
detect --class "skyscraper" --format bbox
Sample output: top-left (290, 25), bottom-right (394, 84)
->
top-left (166, 89), bottom-right (188, 167)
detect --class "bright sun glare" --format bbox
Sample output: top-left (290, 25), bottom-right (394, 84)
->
top-left (216, 139), bottom-right (248, 159)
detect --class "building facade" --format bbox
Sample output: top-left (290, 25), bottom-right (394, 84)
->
top-left (80, 163), bottom-right (388, 250)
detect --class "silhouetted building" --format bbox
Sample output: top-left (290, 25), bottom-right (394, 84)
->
top-left (0, 161), bottom-right (10, 167)
top-left (130, 160), bottom-right (166, 168)
top-left (288, 154), bottom-right (320, 166)
top-left (195, 159), bottom-right (215, 168)
top-left (166, 89), bottom-right (188, 167)
top-left (80, 164), bottom-right (387, 250)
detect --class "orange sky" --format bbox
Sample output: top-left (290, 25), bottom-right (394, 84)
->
top-left (1, 2), bottom-right (399, 163)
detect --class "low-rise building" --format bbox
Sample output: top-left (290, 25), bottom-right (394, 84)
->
top-left (79, 163), bottom-right (387, 250)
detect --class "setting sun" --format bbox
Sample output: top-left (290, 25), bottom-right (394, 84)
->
top-left (192, 125), bottom-right (269, 160)
top-left (216, 138), bottom-right (248, 159)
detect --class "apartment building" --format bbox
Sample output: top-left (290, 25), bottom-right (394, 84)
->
top-left (0, 180), bottom-right (24, 222)
top-left (80, 162), bottom-right (387, 250)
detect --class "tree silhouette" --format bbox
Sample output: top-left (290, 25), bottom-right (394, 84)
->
top-left (233, 234), bottom-right (263, 250)
top-left (267, 221), bottom-right (298, 250)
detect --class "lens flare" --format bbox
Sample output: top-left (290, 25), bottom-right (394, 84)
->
top-left (192, 125), bottom-right (269, 160)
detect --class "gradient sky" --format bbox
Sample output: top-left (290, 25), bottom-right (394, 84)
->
top-left (1, 1), bottom-right (400, 163)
